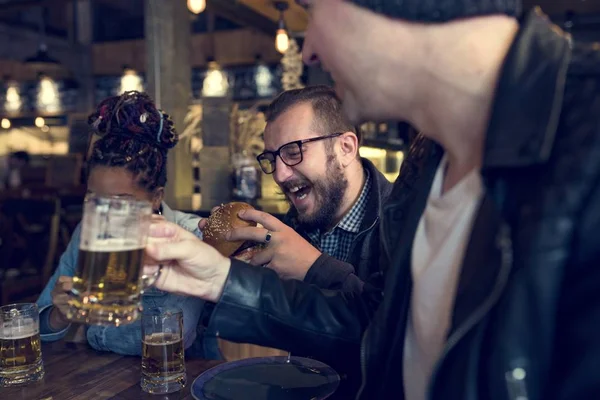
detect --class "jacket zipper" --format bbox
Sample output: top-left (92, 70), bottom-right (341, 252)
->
top-left (347, 216), bottom-right (379, 262)
top-left (427, 222), bottom-right (514, 400)
top-left (356, 209), bottom-right (406, 398)
top-left (505, 367), bottom-right (529, 400)
top-left (355, 215), bottom-right (384, 399)
top-left (355, 216), bottom-right (379, 396)
top-left (380, 216), bottom-right (394, 265)
top-left (356, 324), bottom-right (369, 398)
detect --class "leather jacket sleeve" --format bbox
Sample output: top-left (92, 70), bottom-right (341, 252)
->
top-left (207, 259), bottom-right (374, 372)
top-left (546, 174), bottom-right (600, 400)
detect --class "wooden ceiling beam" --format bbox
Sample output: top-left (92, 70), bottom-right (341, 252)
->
top-left (207, 0), bottom-right (278, 36)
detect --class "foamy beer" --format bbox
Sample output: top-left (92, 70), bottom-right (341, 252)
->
top-left (0, 303), bottom-right (44, 387)
top-left (67, 194), bottom-right (156, 326)
top-left (141, 308), bottom-right (186, 394)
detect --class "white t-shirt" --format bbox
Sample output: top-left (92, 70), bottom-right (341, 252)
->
top-left (403, 156), bottom-right (484, 400)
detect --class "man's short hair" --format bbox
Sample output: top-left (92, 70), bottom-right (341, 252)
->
top-left (265, 85), bottom-right (361, 144)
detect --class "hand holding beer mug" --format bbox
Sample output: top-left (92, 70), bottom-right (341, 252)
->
top-left (141, 307), bottom-right (186, 394)
top-left (67, 194), bottom-right (158, 326)
top-left (0, 303), bottom-right (44, 387)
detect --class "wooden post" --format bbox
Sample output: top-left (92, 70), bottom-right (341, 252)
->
top-left (145, 0), bottom-right (193, 210)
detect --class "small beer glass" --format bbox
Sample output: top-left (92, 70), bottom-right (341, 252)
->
top-left (141, 307), bottom-right (186, 394)
top-left (0, 303), bottom-right (44, 387)
top-left (67, 194), bottom-right (156, 326)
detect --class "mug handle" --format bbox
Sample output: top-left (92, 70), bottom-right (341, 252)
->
top-left (140, 264), bottom-right (163, 293)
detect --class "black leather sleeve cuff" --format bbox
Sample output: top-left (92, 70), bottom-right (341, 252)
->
top-left (207, 259), bottom-right (366, 358)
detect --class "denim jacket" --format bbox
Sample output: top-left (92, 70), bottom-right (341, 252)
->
top-left (36, 203), bottom-right (207, 356)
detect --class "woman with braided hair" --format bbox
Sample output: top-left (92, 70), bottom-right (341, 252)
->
top-left (35, 91), bottom-right (211, 356)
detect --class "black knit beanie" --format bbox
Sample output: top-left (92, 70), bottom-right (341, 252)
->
top-left (349, 0), bottom-right (522, 22)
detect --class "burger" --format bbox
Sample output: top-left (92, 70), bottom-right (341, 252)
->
top-left (201, 202), bottom-right (265, 262)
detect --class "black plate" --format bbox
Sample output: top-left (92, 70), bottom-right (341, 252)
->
top-left (191, 356), bottom-right (340, 400)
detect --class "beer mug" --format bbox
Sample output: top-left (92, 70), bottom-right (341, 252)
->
top-left (0, 303), bottom-right (44, 387)
top-left (67, 194), bottom-right (157, 326)
top-left (141, 307), bottom-right (186, 394)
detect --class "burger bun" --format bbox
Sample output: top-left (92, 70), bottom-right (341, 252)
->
top-left (202, 202), bottom-right (257, 257)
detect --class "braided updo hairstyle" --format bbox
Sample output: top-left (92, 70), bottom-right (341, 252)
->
top-left (87, 91), bottom-right (178, 193)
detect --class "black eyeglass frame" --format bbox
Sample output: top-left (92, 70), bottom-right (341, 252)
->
top-left (256, 132), bottom-right (344, 174)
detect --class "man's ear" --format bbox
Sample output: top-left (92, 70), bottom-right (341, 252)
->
top-left (338, 131), bottom-right (359, 167)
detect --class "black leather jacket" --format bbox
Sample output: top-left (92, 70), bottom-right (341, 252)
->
top-left (209, 8), bottom-right (600, 399)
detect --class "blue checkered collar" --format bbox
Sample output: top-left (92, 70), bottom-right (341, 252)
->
top-left (335, 169), bottom-right (371, 234)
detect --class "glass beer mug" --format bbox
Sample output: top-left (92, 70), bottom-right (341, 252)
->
top-left (67, 194), bottom-right (157, 326)
top-left (0, 303), bottom-right (44, 387)
top-left (141, 307), bottom-right (186, 394)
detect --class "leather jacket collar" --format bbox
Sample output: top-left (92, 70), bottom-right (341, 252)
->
top-left (381, 7), bottom-right (573, 252)
top-left (484, 7), bottom-right (572, 170)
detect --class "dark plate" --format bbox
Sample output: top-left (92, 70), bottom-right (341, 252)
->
top-left (191, 356), bottom-right (340, 400)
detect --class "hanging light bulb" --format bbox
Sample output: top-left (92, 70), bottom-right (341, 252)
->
top-left (275, 29), bottom-right (289, 54)
top-left (187, 0), bottom-right (206, 14)
top-left (36, 74), bottom-right (61, 113)
top-left (1, 118), bottom-right (11, 129)
top-left (35, 117), bottom-right (45, 128)
top-left (274, 1), bottom-right (290, 54)
top-left (255, 55), bottom-right (273, 97)
top-left (5, 79), bottom-right (22, 113)
top-left (202, 60), bottom-right (229, 97)
top-left (120, 66), bottom-right (144, 94)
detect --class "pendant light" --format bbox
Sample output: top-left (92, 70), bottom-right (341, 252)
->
top-left (274, 1), bottom-right (289, 54)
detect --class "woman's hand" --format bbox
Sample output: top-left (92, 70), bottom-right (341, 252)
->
top-left (49, 276), bottom-right (73, 331)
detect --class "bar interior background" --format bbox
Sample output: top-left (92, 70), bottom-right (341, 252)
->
top-left (0, 0), bottom-right (598, 305)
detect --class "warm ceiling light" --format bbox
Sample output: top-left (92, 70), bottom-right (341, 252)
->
top-left (35, 117), bottom-right (45, 128)
top-left (202, 60), bottom-right (229, 97)
top-left (1, 118), bottom-right (10, 129)
top-left (275, 28), bottom-right (289, 54)
top-left (5, 84), bottom-right (22, 113)
top-left (274, 1), bottom-right (290, 54)
top-left (37, 75), bottom-right (61, 113)
top-left (187, 0), bottom-right (206, 14)
top-left (120, 66), bottom-right (143, 93)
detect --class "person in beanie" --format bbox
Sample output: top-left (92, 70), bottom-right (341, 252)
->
top-left (143, 1), bottom-right (600, 399)
top-left (299, 0), bottom-right (600, 398)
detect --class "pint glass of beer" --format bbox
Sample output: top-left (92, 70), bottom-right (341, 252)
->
top-left (141, 307), bottom-right (186, 394)
top-left (0, 303), bottom-right (44, 387)
top-left (67, 194), bottom-right (155, 326)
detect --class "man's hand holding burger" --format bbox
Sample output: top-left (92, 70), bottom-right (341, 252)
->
top-left (199, 202), bottom-right (321, 281)
top-left (229, 207), bottom-right (322, 280)
top-left (199, 202), bottom-right (321, 280)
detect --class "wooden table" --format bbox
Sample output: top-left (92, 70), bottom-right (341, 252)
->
top-left (1, 341), bottom-right (222, 400)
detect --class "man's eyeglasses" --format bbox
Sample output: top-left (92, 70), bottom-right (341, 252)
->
top-left (256, 133), bottom-right (343, 174)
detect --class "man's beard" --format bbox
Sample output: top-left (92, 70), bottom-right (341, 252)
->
top-left (291, 155), bottom-right (348, 231)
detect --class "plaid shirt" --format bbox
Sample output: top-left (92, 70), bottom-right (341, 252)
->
top-left (306, 170), bottom-right (372, 262)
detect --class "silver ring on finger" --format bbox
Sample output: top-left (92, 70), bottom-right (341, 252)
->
top-left (264, 230), bottom-right (273, 244)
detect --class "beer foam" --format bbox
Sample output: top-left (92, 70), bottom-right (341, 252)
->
top-left (0, 319), bottom-right (39, 340)
top-left (80, 237), bottom-right (144, 252)
top-left (143, 332), bottom-right (182, 346)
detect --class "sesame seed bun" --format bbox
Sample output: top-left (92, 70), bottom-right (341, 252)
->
top-left (202, 202), bottom-right (258, 257)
